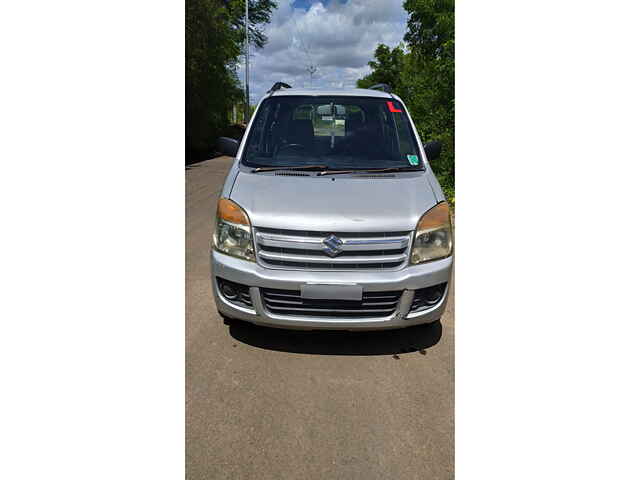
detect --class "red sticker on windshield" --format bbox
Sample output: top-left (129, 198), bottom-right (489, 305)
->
top-left (387, 101), bottom-right (402, 113)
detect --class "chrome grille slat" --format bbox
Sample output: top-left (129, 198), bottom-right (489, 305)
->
top-left (258, 250), bottom-right (406, 264)
top-left (254, 228), bottom-right (412, 271)
top-left (261, 288), bottom-right (403, 318)
top-left (263, 297), bottom-right (398, 307)
top-left (259, 292), bottom-right (301, 299)
top-left (362, 294), bottom-right (401, 299)
top-left (264, 305), bottom-right (397, 314)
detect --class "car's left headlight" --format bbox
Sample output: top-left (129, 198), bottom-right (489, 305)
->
top-left (410, 202), bottom-right (453, 264)
top-left (212, 198), bottom-right (255, 262)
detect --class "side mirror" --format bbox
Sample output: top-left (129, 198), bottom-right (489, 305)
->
top-left (423, 141), bottom-right (442, 161)
top-left (216, 137), bottom-right (239, 157)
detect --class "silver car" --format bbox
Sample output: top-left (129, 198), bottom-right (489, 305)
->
top-left (211, 84), bottom-right (452, 330)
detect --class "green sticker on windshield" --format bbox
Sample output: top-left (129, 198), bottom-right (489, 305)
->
top-left (407, 155), bottom-right (419, 166)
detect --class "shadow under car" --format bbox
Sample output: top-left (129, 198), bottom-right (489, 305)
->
top-left (226, 318), bottom-right (442, 356)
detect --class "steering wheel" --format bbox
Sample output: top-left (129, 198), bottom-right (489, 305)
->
top-left (277, 143), bottom-right (306, 154)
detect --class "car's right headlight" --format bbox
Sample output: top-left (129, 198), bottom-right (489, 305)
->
top-left (410, 202), bottom-right (453, 264)
top-left (212, 198), bottom-right (255, 262)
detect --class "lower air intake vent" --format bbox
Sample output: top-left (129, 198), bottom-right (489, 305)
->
top-left (217, 278), bottom-right (253, 308)
top-left (410, 283), bottom-right (447, 312)
top-left (261, 288), bottom-right (402, 318)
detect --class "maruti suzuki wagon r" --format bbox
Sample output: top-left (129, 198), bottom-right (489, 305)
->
top-left (211, 83), bottom-right (452, 330)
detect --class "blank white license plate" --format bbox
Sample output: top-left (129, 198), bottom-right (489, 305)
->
top-left (300, 283), bottom-right (363, 301)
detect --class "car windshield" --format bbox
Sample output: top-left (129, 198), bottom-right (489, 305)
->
top-left (241, 96), bottom-right (423, 170)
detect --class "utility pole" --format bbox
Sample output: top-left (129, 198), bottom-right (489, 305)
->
top-left (244, 0), bottom-right (250, 125)
top-left (307, 65), bottom-right (317, 87)
top-left (299, 36), bottom-right (317, 89)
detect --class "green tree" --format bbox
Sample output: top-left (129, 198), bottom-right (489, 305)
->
top-left (402, 0), bottom-right (454, 203)
top-left (186, 0), bottom-right (275, 162)
top-left (356, 0), bottom-right (454, 203)
top-left (404, 0), bottom-right (454, 59)
top-left (356, 44), bottom-right (406, 96)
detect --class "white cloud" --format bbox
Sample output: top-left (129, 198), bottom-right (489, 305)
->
top-left (237, 0), bottom-right (408, 103)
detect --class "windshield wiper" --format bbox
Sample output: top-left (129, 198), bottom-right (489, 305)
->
top-left (252, 164), bottom-right (328, 173)
top-left (317, 166), bottom-right (425, 176)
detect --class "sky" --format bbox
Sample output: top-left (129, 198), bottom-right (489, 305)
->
top-left (236, 0), bottom-right (409, 103)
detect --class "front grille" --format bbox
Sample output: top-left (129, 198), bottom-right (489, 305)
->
top-left (261, 288), bottom-right (402, 318)
top-left (254, 227), bottom-right (412, 271)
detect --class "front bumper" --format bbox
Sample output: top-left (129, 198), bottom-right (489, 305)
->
top-left (210, 250), bottom-right (452, 331)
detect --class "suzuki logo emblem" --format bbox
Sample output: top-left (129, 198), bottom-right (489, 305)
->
top-left (322, 234), bottom-right (343, 257)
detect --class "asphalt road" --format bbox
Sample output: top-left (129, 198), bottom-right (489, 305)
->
top-left (186, 156), bottom-right (454, 479)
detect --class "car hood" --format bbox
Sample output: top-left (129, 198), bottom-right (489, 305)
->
top-left (230, 172), bottom-right (437, 232)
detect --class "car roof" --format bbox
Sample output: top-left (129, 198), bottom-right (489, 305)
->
top-left (267, 88), bottom-right (397, 100)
